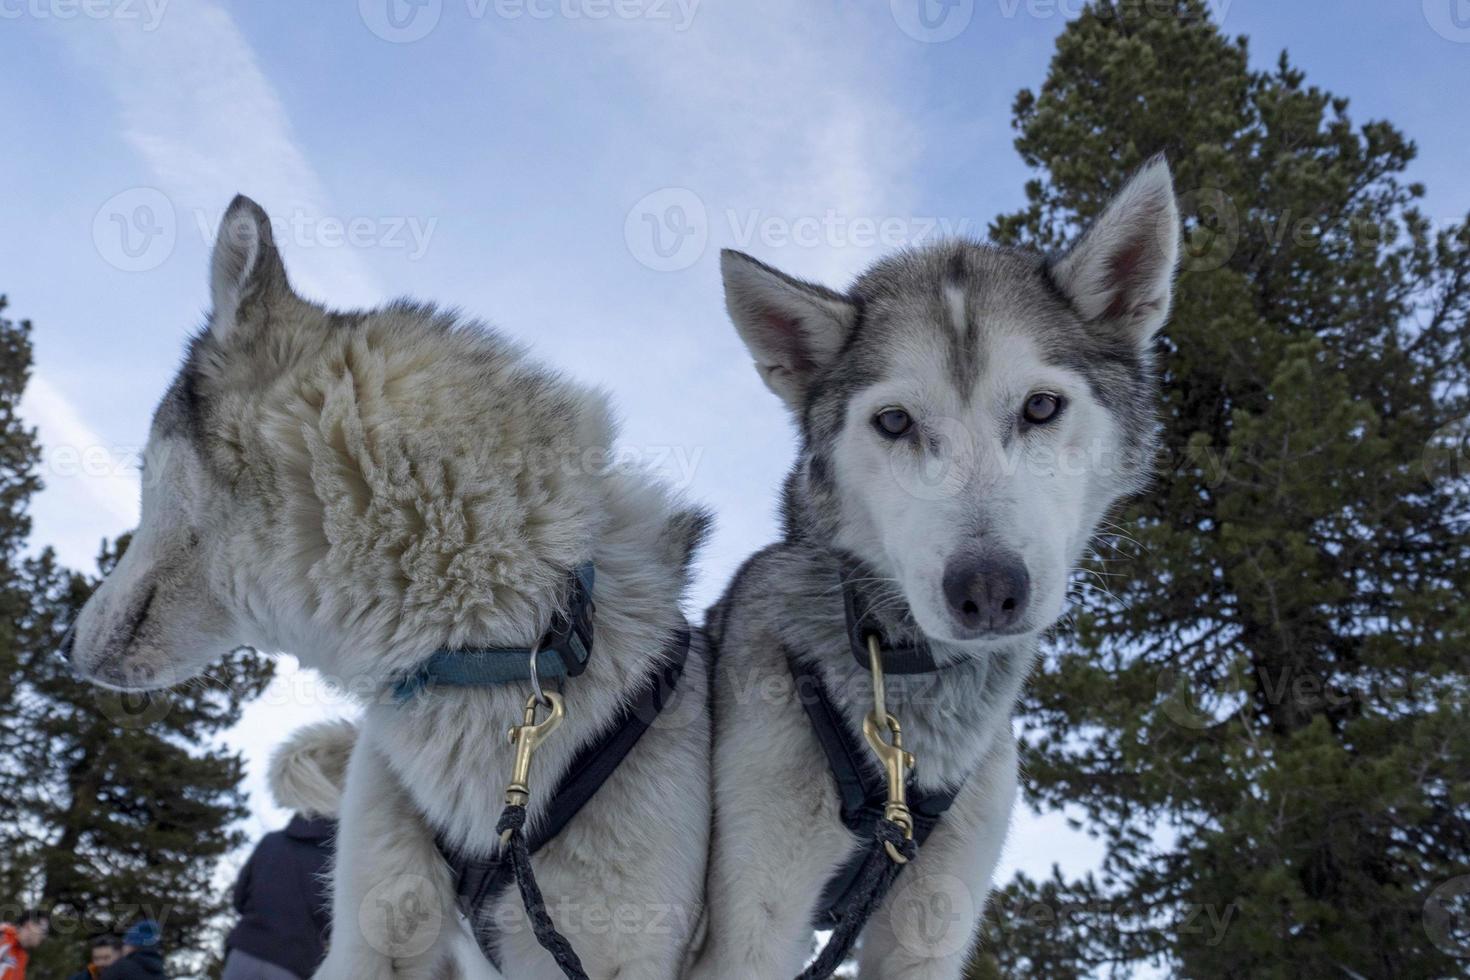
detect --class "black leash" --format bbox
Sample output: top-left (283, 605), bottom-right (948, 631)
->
top-left (797, 819), bottom-right (917, 980)
top-left (494, 803), bottom-right (590, 979)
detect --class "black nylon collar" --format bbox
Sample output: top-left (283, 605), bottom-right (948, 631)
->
top-left (839, 564), bottom-right (945, 675)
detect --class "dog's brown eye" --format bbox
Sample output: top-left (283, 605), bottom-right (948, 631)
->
top-left (1022, 392), bottom-right (1063, 425)
top-left (874, 408), bottom-right (914, 438)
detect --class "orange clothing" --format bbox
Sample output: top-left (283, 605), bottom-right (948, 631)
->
top-left (0, 924), bottom-right (29, 980)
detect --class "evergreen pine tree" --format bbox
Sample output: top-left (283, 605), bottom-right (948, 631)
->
top-left (975, 3), bottom-right (1470, 978)
top-left (0, 295), bottom-right (45, 901)
top-left (0, 296), bottom-right (275, 977)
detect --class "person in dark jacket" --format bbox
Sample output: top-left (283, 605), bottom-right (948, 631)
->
top-left (66, 934), bottom-right (121, 980)
top-left (99, 921), bottom-right (164, 980)
top-left (222, 813), bottom-right (335, 980)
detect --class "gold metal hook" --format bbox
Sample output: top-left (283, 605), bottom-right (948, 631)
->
top-left (501, 691), bottom-right (566, 844)
top-left (863, 634), bottom-right (916, 863)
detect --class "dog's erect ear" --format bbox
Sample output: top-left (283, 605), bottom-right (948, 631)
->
top-left (1050, 156), bottom-right (1180, 344)
top-left (210, 195), bottom-right (291, 341)
top-left (721, 250), bottom-right (858, 409)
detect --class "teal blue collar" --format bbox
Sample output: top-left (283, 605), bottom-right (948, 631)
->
top-left (392, 564), bottom-right (595, 704)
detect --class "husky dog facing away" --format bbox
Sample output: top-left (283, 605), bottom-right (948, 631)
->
top-left (689, 158), bottom-right (1180, 979)
top-left (64, 197), bottom-right (714, 980)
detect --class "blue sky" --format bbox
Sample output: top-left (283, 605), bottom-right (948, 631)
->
top-left (3, 0), bottom-right (1467, 901)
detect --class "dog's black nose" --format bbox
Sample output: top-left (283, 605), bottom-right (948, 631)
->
top-left (56, 626), bottom-right (76, 663)
top-left (942, 552), bottom-right (1030, 635)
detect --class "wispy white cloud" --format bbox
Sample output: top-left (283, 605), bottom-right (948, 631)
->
top-left (76, 0), bottom-right (382, 305)
top-left (602, 0), bottom-right (924, 284)
top-left (20, 372), bottom-right (140, 570)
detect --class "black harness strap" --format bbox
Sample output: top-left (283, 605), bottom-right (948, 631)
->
top-left (775, 566), bottom-right (971, 978)
top-left (788, 652), bottom-right (961, 928)
top-left (439, 626), bottom-right (693, 969)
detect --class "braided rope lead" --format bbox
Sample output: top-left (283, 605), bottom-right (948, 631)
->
top-left (797, 818), bottom-right (919, 980)
top-left (495, 804), bottom-right (590, 980)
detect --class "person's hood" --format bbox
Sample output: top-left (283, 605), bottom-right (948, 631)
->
top-left (126, 947), bottom-right (165, 971)
top-left (285, 813), bottom-right (336, 842)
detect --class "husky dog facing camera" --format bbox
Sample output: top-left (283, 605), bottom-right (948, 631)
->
top-left (65, 197), bottom-right (713, 980)
top-left (690, 158), bottom-right (1180, 979)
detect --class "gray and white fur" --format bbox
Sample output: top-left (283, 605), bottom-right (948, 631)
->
top-left (689, 158), bottom-right (1180, 979)
top-left (66, 197), bottom-right (715, 980)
